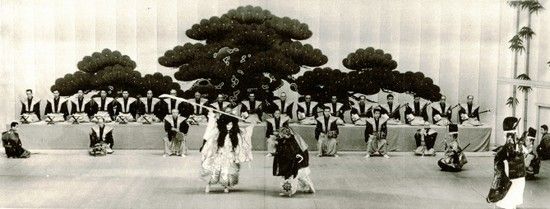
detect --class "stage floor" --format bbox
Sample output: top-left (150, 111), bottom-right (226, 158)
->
top-left (1, 151), bottom-right (549, 209)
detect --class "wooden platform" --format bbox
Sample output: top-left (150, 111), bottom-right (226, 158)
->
top-left (1, 151), bottom-right (549, 209)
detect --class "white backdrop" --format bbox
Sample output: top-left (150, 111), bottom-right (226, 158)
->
top-left (1, 0), bottom-right (550, 146)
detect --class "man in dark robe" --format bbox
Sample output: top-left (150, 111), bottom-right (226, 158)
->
top-left (187, 91), bottom-right (209, 123)
top-left (240, 93), bottom-right (263, 122)
top-left (44, 89), bottom-right (70, 122)
top-left (405, 95), bottom-right (429, 125)
top-left (315, 107), bottom-right (339, 157)
top-left (2, 122), bottom-right (31, 158)
top-left (380, 94), bottom-right (401, 122)
top-left (69, 90), bottom-right (94, 122)
top-left (265, 109), bottom-right (290, 157)
top-left (135, 90), bottom-right (162, 123)
top-left (89, 117), bottom-right (114, 155)
top-left (115, 90), bottom-right (136, 122)
top-left (91, 90), bottom-right (117, 122)
top-left (297, 95), bottom-right (319, 125)
top-left (364, 108), bottom-right (389, 158)
top-left (20, 89), bottom-right (40, 123)
top-left (163, 109), bottom-right (189, 157)
top-left (536, 125), bottom-right (550, 160)
top-left (459, 95), bottom-right (481, 125)
top-left (431, 95), bottom-right (453, 126)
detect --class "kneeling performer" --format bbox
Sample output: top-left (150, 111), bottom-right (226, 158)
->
top-left (414, 126), bottom-right (437, 156)
top-left (2, 122), bottom-right (31, 158)
top-left (438, 124), bottom-right (468, 172)
top-left (315, 107), bottom-right (339, 157)
top-left (163, 109), bottom-right (189, 157)
top-left (89, 118), bottom-right (114, 156)
top-left (364, 108), bottom-right (389, 159)
top-left (265, 109), bottom-right (290, 157)
top-left (273, 127), bottom-right (315, 197)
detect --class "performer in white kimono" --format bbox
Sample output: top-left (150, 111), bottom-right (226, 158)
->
top-left (297, 95), bottom-right (319, 125)
top-left (135, 90), bottom-right (162, 123)
top-left (200, 106), bottom-right (254, 193)
top-left (44, 90), bottom-right (70, 123)
top-left (364, 108), bottom-right (389, 159)
top-left (405, 95), bottom-right (429, 126)
top-left (265, 109), bottom-right (290, 157)
top-left (324, 96), bottom-right (345, 125)
top-left (459, 95), bottom-right (482, 126)
top-left (187, 91), bottom-right (209, 124)
top-left (91, 90), bottom-right (117, 122)
top-left (430, 95), bottom-right (453, 126)
top-left (380, 94), bottom-right (403, 125)
top-left (163, 109), bottom-right (189, 157)
top-left (315, 107), bottom-right (339, 157)
top-left (487, 117), bottom-right (526, 209)
top-left (272, 92), bottom-right (293, 119)
top-left (68, 90), bottom-right (93, 123)
top-left (115, 90), bottom-right (136, 123)
top-left (350, 95), bottom-right (374, 125)
top-left (19, 89), bottom-right (40, 123)
top-left (240, 93), bottom-right (263, 123)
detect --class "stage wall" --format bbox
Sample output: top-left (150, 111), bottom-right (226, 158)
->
top-left (2, 0), bottom-right (550, 146)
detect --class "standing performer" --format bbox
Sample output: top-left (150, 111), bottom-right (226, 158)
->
top-left (487, 117), bottom-right (526, 209)
top-left (44, 89), bottom-right (69, 122)
top-left (297, 95), bottom-right (319, 125)
top-left (188, 91), bottom-right (209, 123)
top-left (315, 107), bottom-right (339, 157)
top-left (200, 106), bottom-right (254, 193)
top-left (265, 109), bottom-right (290, 157)
top-left (163, 109), bottom-right (189, 157)
top-left (324, 95), bottom-right (345, 124)
top-left (2, 122), bottom-right (31, 158)
top-left (115, 90), bottom-right (136, 123)
top-left (521, 128), bottom-right (540, 180)
top-left (437, 124), bottom-right (468, 172)
top-left (405, 95), bottom-right (429, 126)
top-left (430, 95), bottom-right (453, 126)
top-left (20, 89), bottom-right (40, 123)
top-left (88, 117), bottom-right (114, 156)
top-left (414, 126), bottom-right (437, 156)
top-left (536, 124), bottom-right (550, 160)
top-left (272, 92), bottom-right (293, 119)
top-left (459, 95), bottom-right (481, 126)
top-left (273, 127), bottom-right (315, 197)
top-left (364, 108), bottom-right (389, 159)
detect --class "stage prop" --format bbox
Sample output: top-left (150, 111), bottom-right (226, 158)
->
top-left (13, 123), bottom-right (490, 152)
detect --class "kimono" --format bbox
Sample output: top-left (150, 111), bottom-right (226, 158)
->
top-left (487, 143), bottom-right (526, 209)
top-left (240, 100), bottom-right (263, 122)
top-left (405, 101), bottom-right (428, 126)
top-left (380, 102), bottom-right (402, 124)
top-left (272, 99), bottom-right (293, 119)
top-left (200, 113), bottom-right (253, 188)
top-left (350, 102), bottom-right (373, 125)
top-left (437, 139), bottom-right (467, 172)
top-left (91, 97), bottom-right (117, 122)
top-left (187, 98), bottom-right (209, 123)
top-left (459, 103), bottom-right (481, 126)
top-left (536, 133), bottom-right (550, 160)
top-left (135, 97), bottom-right (162, 123)
top-left (44, 97), bottom-right (70, 122)
top-left (115, 97), bottom-right (136, 122)
top-left (324, 102), bottom-right (346, 123)
top-left (265, 116), bottom-right (290, 154)
top-left (520, 136), bottom-right (540, 179)
top-left (163, 115), bottom-right (190, 156)
top-left (89, 126), bottom-right (114, 156)
top-left (69, 97), bottom-right (93, 123)
top-left (163, 98), bottom-right (189, 117)
top-left (315, 116), bottom-right (339, 156)
top-left (2, 130), bottom-right (31, 158)
top-left (272, 128), bottom-right (315, 196)
top-left (414, 128), bottom-right (437, 156)
top-left (297, 101), bottom-right (318, 125)
top-left (20, 97), bottom-right (41, 123)
top-left (431, 102), bottom-right (452, 126)
top-left (365, 117), bottom-right (388, 156)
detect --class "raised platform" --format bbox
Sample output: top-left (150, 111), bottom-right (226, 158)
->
top-left (13, 122), bottom-right (491, 151)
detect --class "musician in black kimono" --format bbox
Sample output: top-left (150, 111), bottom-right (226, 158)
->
top-left (89, 117), bottom-right (114, 156)
top-left (20, 89), bottom-right (40, 123)
top-left (315, 107), bottom-right (339, 157)
top-left (380, 94), bottom-right (402, 124)
top-left (324, 95), bottom-right (345, 124)
top-left (115, 90), bottom-right (136, 123)
top-left (272, 92), bottom-right (293, 119)
top-left (2, 122), bottom-right (31, 158)
top-left (430, 95), bottom-right (453, 126)
top-left (438, 124), bottom-right (468, 172)
top-left (44, 90), bottom-right (69, 122)
top-left (68, 90), bottom-right (94, 123)
top-left (459, 95), bottom-right (481, 126)
top-left (135, 90), bottom-right (162, 123)
top-left (405, 95), bottom-right (429, 126)
top-left (265, 109), bottom-right (290, 157)
top-left (297, 95), bottom-right (319, 125)
top-left (240, 93), bottom-right (263, 122)
top-left (210, 94), bottom-right (231, 112)
top-left (91, 90), bottom-right (117, 122)
top-left (364, 108), bottom-right (389, 159)
top-left (162, 89), bottom-right (185, 117)
top-left (187, 91), bottom-right (209, 123)
top-left (350, 95), bottom-right (374, 125)
top-left (163, 109), bottom-right (189, 157)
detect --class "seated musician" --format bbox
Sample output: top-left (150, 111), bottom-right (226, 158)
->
top-left (350, 95), bottom-right (373, 125)
top-left (68, 90), bottom-right (94, 123)
top-left (430, 95), bottom-right (452, 126)
top-left (115, 90), bottom-right (136, 123)
top-left (272, 92), bottom-right (293, 119)
top-left (459, 95), bottom-right (482, 126)
top-left (188, 91), bottom-right (209, 124)
top-left (210, 94), bottom-right (231, 111)
top-left (135, 90), bottom-right (162, 123)
top-left (315, 107), bottom-right (339, 157)
top-left (2, 122), bottom-right (31, 158)
top-left (19, 89), bottom-right (40, 123)
top-left (380, 94), bottom-right (402, 125)
top-left (265, 109), bottom-right (290, 157)
top-left (91, 90), bottom-right (117, 122)
top-left (297, 95), bottom-right (319, 125)
top-left (162, 89), bottom-right (184, 117)
top-left (522, 128), bottom-right (540, 179)
top-left (364, 108), bottom-right (389, 159)
top-left (44, 89), bottom-right (69, 123)
top-left (537, 125), bottom-right (550, 160)
top-left (405, 95), bottom-right (429, 126)
top-left (240, 93), bottom-right (263, 122)
top-left (324, 95), bottom-right (345, 125)
top-left (163, 109), bottom-right (189, 157)
top-left (437, 124), bottom-right (467, 172)
top-left (89, 117), bottom-right (114, 156)
top-left (414, 126), bottom-right (437, 156)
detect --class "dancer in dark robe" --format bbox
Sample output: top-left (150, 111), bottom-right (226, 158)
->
top-left (2, 122), bottom-right (31, 158)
